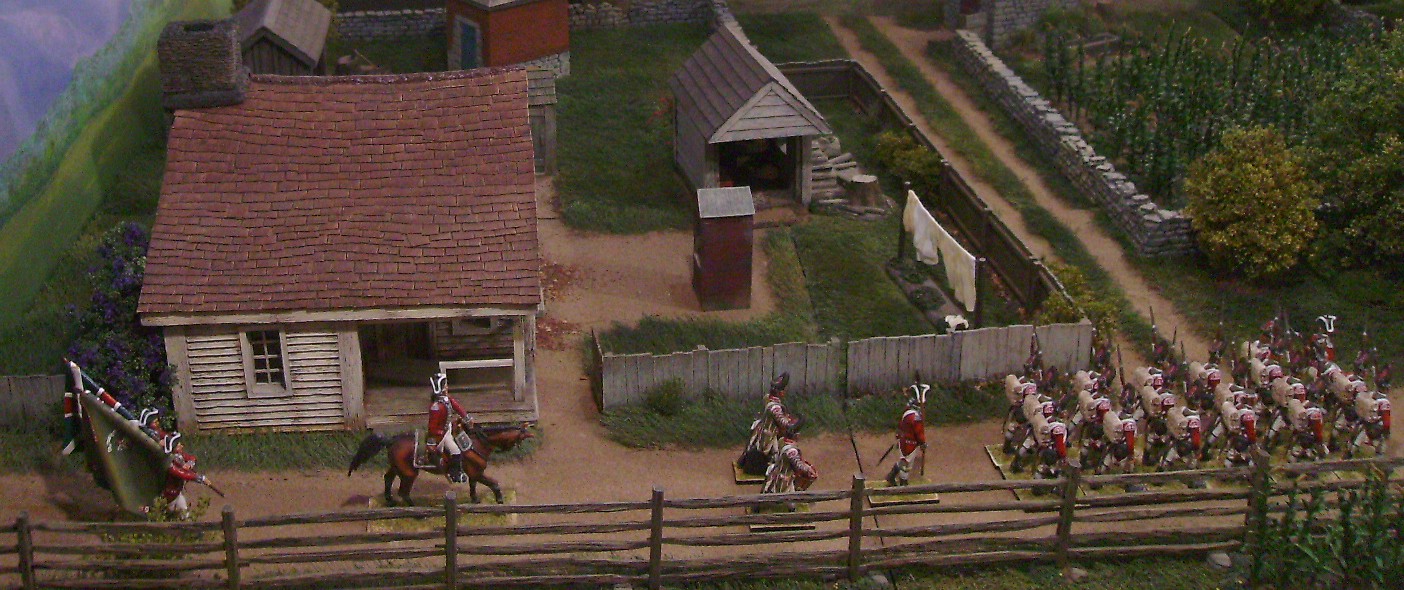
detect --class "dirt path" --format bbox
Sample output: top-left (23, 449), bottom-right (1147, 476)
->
top-left (827, 16), bottom-right (1209, 363)
top-left (0, 178), bottom-right (1010, 525)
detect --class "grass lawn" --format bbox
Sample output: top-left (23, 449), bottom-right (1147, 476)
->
top-left (596, 229), bottom-right (818, 355)
top-left (602, 379), bottom-right (1004, 449)
top-left (737, 12), bottom-right (849, 63)
top-left (793, 215), bottom-right (932, 341)
top-left (688, 555), bottom-right (1237, 589)
top-left (325, 32), bottom-right (447, 74)
top-left (555, 24), bottom-right (708, 233)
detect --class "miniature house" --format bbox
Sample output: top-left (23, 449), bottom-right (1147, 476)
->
top-left (670, 22), bottom-right (831, 207)
top-left (232, 0), bottom-right (331, 75)
top-left (139, 67), bottom-right (541, 433)
top-left (693, 187), bottom-right (755, 310)
top-left (445, 0), bottom-right (570, 76)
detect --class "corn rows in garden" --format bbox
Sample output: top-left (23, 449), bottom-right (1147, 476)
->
top-left (1041, 27), bottom-right (1357, 207)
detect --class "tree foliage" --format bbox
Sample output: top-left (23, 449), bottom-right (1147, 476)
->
top-left (1184, 127), bottom-right (1319, 281)
top-left (66, 223), bottom-right (172, 414)
top-left (1306, 28), bottom-right (1404, 270)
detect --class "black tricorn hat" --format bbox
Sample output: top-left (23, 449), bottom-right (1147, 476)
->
top-left (771, 372), bottom-right (790, 393)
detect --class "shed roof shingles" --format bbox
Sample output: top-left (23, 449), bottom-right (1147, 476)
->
top-left (139, 68), bottom-right (540, 317)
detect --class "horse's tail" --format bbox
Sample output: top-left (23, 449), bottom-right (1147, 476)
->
top-left (348, 432), bottom-right (388, 476)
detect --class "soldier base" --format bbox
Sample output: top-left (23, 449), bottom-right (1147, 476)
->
top-left (733, 461), bottom-right (766, 485)
top-left (746, 501), bottom-right (814, 532)
top-left (866, 479), bottom-right (940, 507)
top-left (366, 490), bottom-right (517, 533)
top-left (984, 444), bottom-right (1063, 504)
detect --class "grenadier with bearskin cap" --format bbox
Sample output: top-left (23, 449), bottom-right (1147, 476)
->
top-left (739, 373), bottom-right (798, 476)
top-left (886, 380), bottom-right (928, 486)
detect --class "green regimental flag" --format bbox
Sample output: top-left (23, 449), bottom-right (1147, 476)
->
top-left (78, 391), bottom-right (171, 515)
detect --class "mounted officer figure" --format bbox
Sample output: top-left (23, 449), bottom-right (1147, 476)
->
top-left (427, 372), bottom-right (476, 484)
top-left (739, 373), bottom-right (799, 476)
top-left (886, 379), bottom-right (929, 487)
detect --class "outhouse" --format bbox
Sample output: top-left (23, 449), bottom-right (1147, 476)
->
top-left (446, 0), bottom-right (570, 76)
top-left (693, 187), bottom-right (755, 311)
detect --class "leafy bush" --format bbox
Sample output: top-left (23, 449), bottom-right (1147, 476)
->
top-left (65, 223), bottom-right (172, 415)
top-left (1184, 127), bottom-right (1319, 281)
top-left (1306, 28), bottom-right (1404, 271)
top-left (874, 131), bottom-right (945, 198)
top-left (643, 379), bottom-right (688, 417)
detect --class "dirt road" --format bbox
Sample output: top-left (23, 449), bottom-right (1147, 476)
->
top-left (826, 16), bottom-right (1209, 363)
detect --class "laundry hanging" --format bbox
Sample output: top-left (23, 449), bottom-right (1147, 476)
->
top-left (903, 190), bottom-right (946, 266)
top-left (903, 191), bottom-right (978, 312)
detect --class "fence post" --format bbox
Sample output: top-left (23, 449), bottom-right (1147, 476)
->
top-left (897, 182), bottom-right (911, 260)
top-left (444, 491), bottom-right (457, 590)
top-left (16, 512), bottom-right (34, 590)
top-left (1026, 256), bottom-right (1040, 310)
top-left (847, 474), bottom-right (866, 582)
top-left (1244, 447), bottom-right (1273, 569)
top-left (648, 487), bottom-right (664, 590)
top-left (221, 505), bottom-right (239, 590)
top-left (1054, 466), bottom-right (1080, 571)
top-left (973, 257), bottom-right (987, 328)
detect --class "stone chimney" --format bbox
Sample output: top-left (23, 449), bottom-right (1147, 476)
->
top-left (157, 20), bottom-right (247, 110)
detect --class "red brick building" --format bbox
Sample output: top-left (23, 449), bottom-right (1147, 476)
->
top-left (446, 0), bottom-right (570, 76)
top-left (140, 68), bottom-right (542, 432)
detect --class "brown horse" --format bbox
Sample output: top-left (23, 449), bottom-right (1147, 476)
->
top-left (348, 424), bottom-right (533, 506)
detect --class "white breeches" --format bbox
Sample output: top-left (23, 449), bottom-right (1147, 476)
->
top-left (896, 450), bottom-right (918, 479)
top-left (439, 430), bottom-right (461, 455)
top-left (167, 493), bottom-right (189, 515)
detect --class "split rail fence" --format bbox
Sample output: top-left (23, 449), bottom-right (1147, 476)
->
top-left (780, 59), bottom-right (1071, 314)
top-left (3, 456), bottom-right (1399, 589)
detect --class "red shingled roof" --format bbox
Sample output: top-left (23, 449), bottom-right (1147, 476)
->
top-left (139, 68), bottom-right (540, 316)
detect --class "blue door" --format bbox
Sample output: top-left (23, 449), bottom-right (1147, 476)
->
top-left (459, 21), bottom-right (480, 69)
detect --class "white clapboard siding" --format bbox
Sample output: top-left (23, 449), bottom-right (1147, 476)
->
top-left (185, 329), bottom-right (347, 431)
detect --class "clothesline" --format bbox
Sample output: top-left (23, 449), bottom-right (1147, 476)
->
top-left (901, 190), bottom-right (978, 312)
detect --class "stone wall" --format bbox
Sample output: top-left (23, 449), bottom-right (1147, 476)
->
top-left (568, 0), bottom-right (712, 29)
top-left (337, 8), bottom-right (446, 41)
top-left (520, 51), bottom-right (572, 77)
top-left (985, 0), bottom-right (1076, 49)
top-left (951, 30), bottom-right (1195, 257)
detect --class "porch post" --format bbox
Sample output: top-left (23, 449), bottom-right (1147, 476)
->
top-left (338, 325), bottom-right (366, 429)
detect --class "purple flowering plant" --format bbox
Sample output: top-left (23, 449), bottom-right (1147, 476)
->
top-left (66, 222), bottom-right (173, 419)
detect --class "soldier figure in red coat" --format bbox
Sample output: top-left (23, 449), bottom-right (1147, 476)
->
top-left (427, 372), bottom-right (475, 484)
top-left (886, 380), bottom-right (929, 486)
top-left (160, 433), bottom-right (206, 518)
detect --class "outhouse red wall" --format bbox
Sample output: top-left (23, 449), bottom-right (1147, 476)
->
top-left (693, 187), bottom-right (754, 311)
top-left (446, 0), bottom-right (569, 69)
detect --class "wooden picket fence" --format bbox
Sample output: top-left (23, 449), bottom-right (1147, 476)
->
top-left (596, 339), bottom-right (844, 409)
top-left (595, 321), bottom-right (1091, 408)
top-left (0, 376), bottom-right (65, 428)
top-left (846, 322), bottom-right (1092, 395)
top-left (3, 456), bottom-right (1400, 589)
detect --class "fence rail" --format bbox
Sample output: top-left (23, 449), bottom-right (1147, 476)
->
top-left (0, 375), bottom-right (65, 428)
top-left (5, 456), bottom-right (1399, 589)
top-left (779, 60), bottom-right (1072, 313)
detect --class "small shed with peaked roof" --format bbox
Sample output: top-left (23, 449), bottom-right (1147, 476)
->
top-left (233, 0), bottom-right (332, 75)
top-left (670, 22), bottom-right (831, 206)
